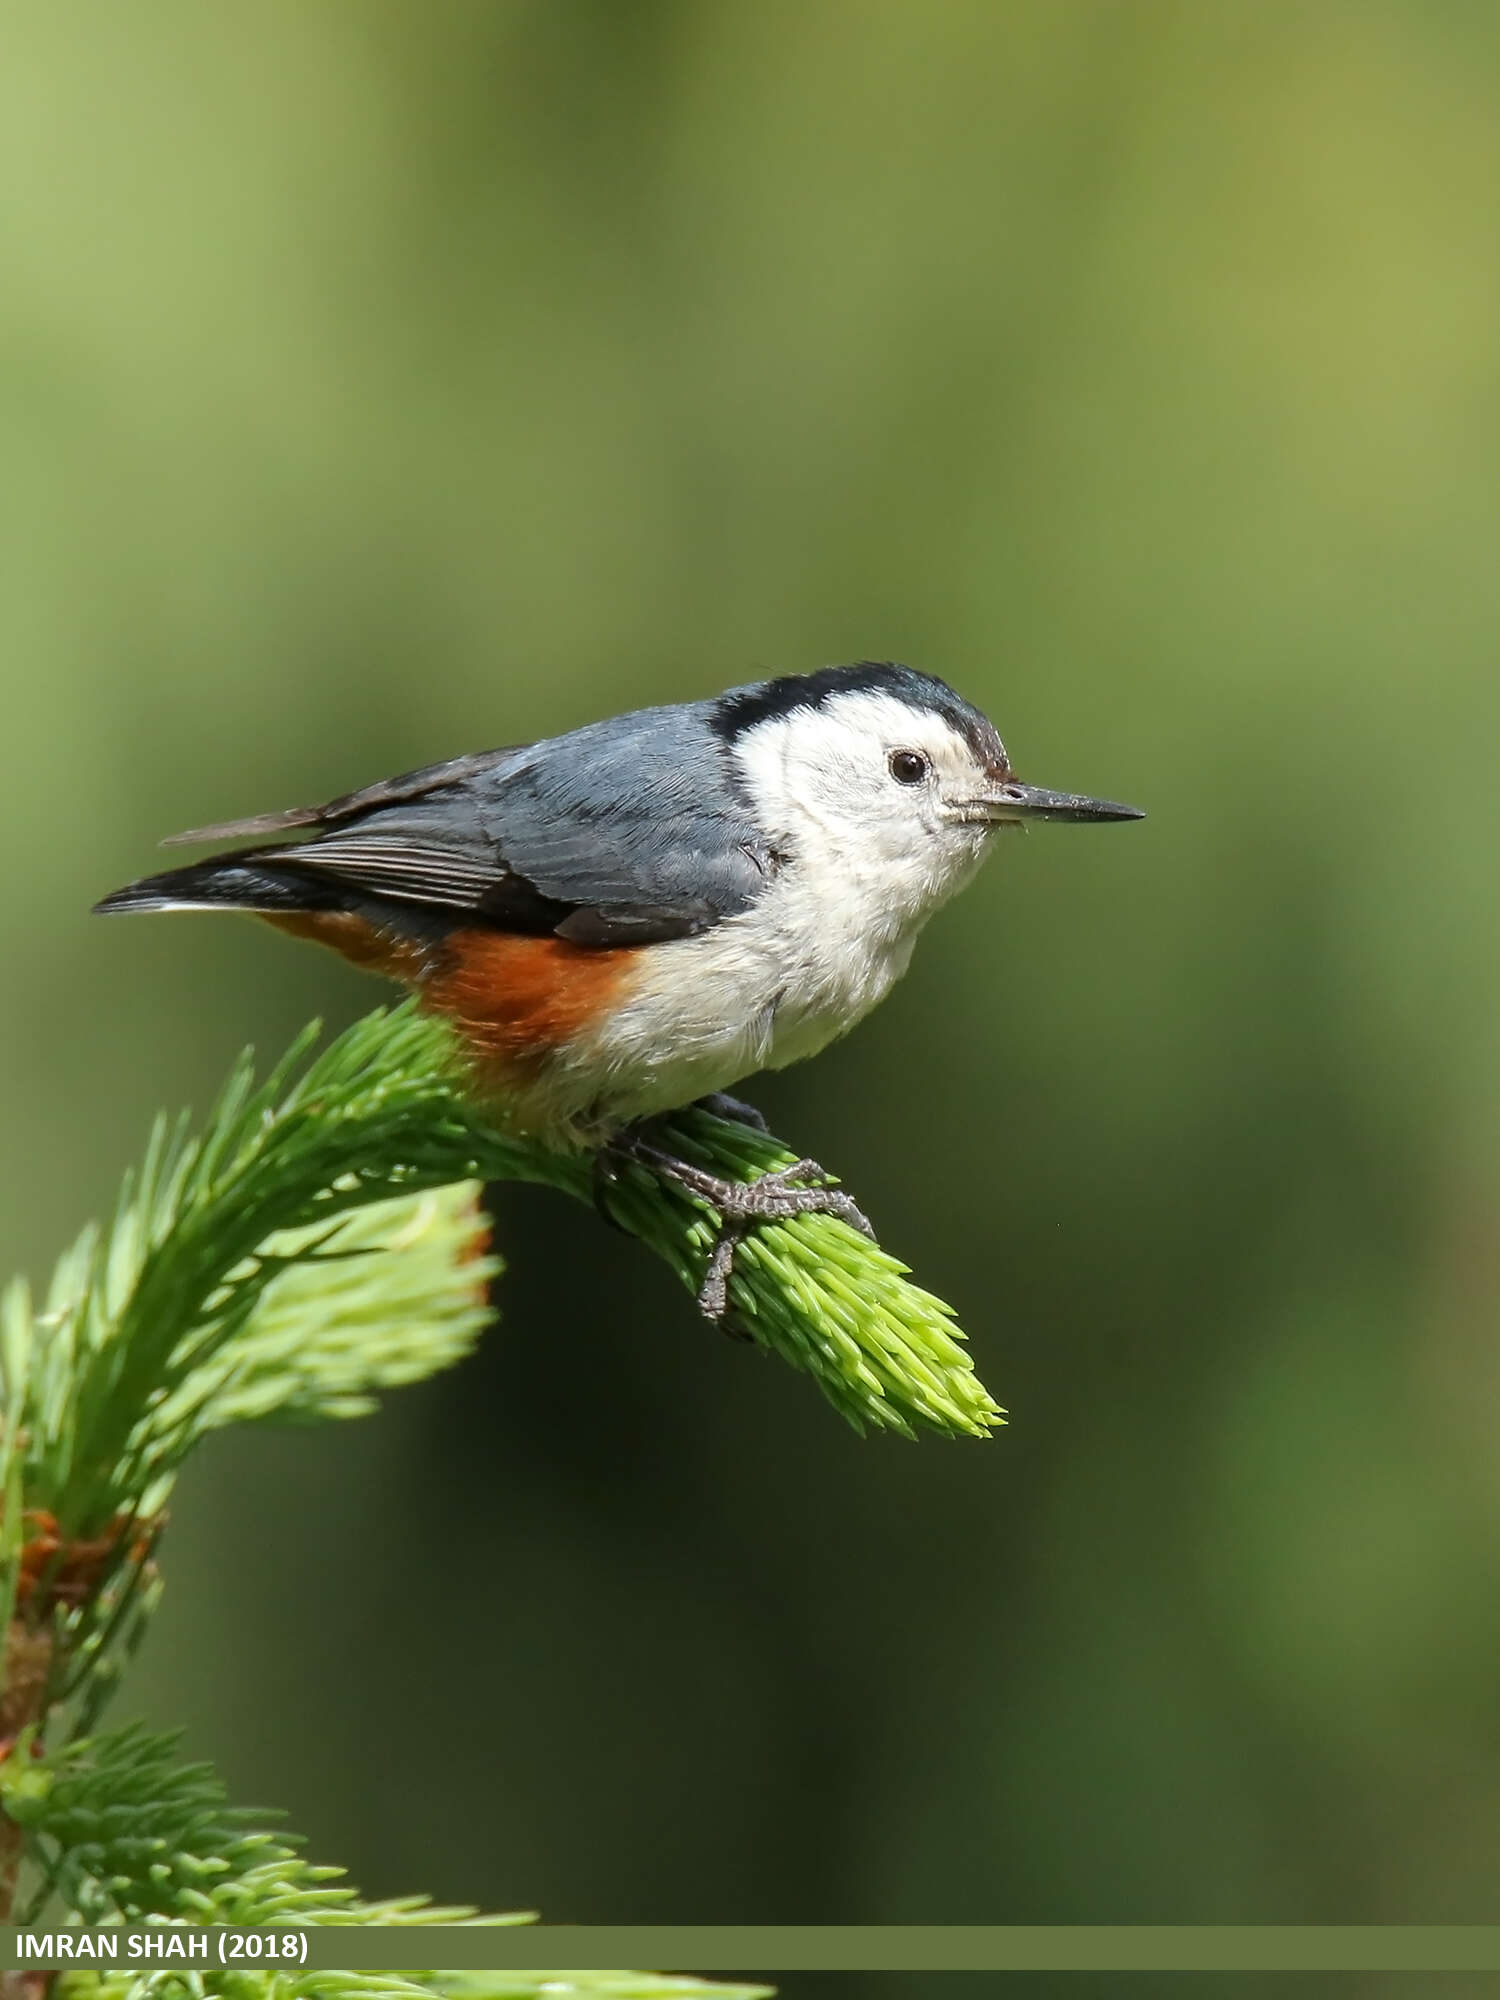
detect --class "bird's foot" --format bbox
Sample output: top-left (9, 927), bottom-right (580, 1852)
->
top-left (694, 1092), bottom-right (769, 1132)
top-left (605, 1130), bottom-right (875, 1327)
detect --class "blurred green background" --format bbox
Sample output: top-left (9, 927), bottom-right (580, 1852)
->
top-left (5, 0), bottom-right (1500, 1957)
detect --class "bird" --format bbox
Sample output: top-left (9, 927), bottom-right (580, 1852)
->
top-left (95, 662), bottom-right (1143, 1317)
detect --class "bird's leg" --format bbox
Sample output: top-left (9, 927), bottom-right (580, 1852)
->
top-left (694, 1092), bottom-right (769, 1132)
top-left (603, 1127), bottom-right (876, 1325)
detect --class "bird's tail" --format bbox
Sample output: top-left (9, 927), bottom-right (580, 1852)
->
top-left (92, 853), bottom-right (339, 918)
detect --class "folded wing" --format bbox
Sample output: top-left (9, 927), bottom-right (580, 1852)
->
top-left (130, 701), bottom-right (775, 947)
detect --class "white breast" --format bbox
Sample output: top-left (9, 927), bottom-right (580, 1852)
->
top-left (553, 867), bottom-right (918, 1133)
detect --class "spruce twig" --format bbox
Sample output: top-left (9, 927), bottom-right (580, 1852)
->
top-left (0, 1001), bottom-right (998, 1977)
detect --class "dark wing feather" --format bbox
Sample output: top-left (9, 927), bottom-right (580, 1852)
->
top-left (160, 749), bottom-right (525, 848)
top-left (275, 833), bottom-right (499, 910)
top-left (552, 902), bottom-right (720, 946)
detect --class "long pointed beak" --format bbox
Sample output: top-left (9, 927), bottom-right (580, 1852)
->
top-left (963, 780), bottom-right (1145, 825)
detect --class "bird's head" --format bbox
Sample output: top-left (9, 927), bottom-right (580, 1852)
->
top-left (714, 662), bottom-right (1142, 919)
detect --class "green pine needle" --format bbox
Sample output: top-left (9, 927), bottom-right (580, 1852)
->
top-left (2, 1722), bottom-right (519, 1930)
top-left (13, 1729), bottom-right (769, 2000)
top-left (584, 1104), bottom-right (1000, 1438)
top-left (3, 1002), bottom-right (999, 1564)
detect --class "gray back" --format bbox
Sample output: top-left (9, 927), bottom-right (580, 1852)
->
top-left (469, 700), bottom-right (770, 916)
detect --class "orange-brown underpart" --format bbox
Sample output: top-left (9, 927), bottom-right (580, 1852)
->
top-left (261, 910), bottom-right (639, 1083)
top-left (425, 927), bottom-right (638, 1071)
top-left (262, 910), bottom-right (430, 981)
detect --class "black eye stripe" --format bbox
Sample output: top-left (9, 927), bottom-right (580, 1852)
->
top-left (888, 749), bottom-right (929, 785)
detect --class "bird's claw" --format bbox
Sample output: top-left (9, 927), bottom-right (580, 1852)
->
top-left (601, 1132), bottom-right (874, 1329)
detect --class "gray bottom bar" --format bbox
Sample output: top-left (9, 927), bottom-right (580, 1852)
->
top-left (14, 1926), bottom-right (1500, 1973)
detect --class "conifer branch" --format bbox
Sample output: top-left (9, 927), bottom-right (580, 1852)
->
top-left (0, 1002), bottom-right (998, 1979)
top-left (0, 1722), bottom-right (513, 1928)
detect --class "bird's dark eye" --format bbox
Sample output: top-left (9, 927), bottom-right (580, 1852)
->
top-left (888, 749), bottom-right (929, 785)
